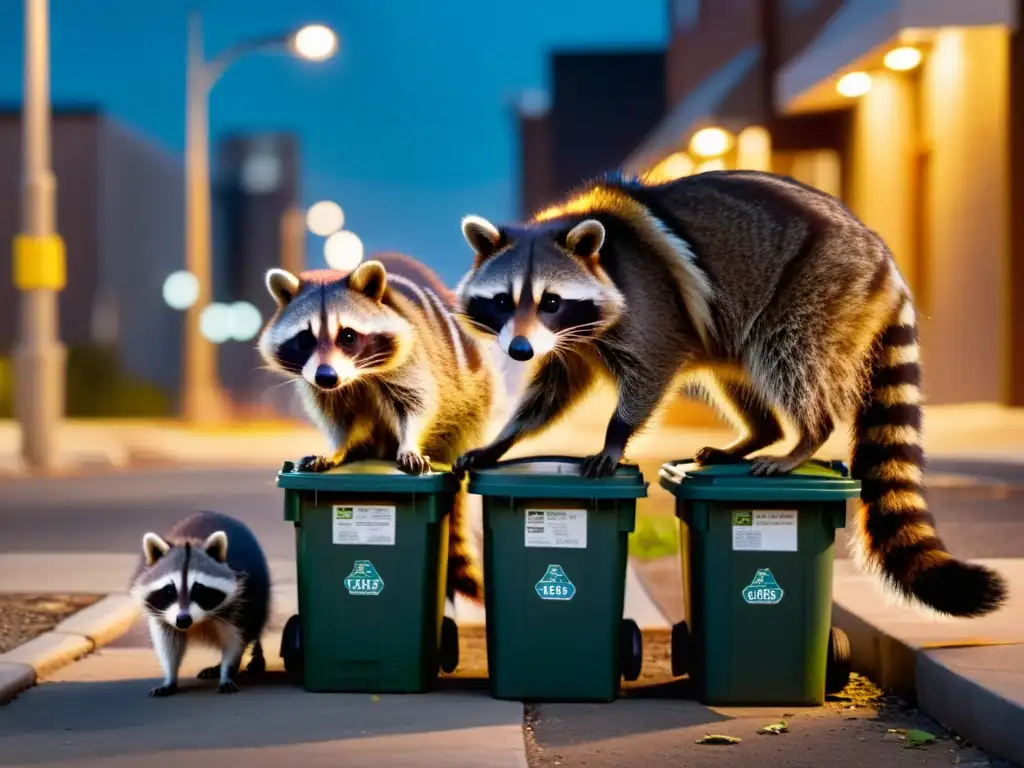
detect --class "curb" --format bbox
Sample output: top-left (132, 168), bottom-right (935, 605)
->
top-left (833, 600), bottom-right (1024, 765)
top-left (0, 593), bottom-right (139, 705)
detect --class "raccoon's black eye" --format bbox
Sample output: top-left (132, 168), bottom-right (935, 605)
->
top-left (189, 582), bottom-right (227, 611)
top-left (540, 293), bottom-right (561, 313)
top-left (494, 293), bottom-right (513, 311)
top-left (338, 328), bottom-right (358, 348)
top-left (146, 583), bottom-right (178, 612)
top-left (295, 329), bottom-right (316, 351)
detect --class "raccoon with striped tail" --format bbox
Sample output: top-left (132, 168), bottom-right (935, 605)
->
top-left (257, 260), bottom-right (493, 603)
top-left (129, 510), bottom-right (271, 697)
top-left (451, 169), bottom-right (1007, 618)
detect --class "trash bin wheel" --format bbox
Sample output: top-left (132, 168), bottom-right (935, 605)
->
top-left (671, 620), bottom-right (692, 678)
top-left (439, 616), bottom-right (460, 674)
top-left (619, 618), bottom-right (643, 682)
top-left (280, 614), bottom-right (304, 684)
top-left (825, 626), bottom-right (851, 694)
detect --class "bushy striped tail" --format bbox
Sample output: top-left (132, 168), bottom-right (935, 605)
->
top-left (447, 488), bottom-right (484, 602)
top-left (850, 296), bottom-right (1007, 617)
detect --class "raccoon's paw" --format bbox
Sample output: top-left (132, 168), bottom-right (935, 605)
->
top-left (197, 665), bottom-right (219, 680)
top-left (580, 451), bottom-right (620, 478)
top-left (217, 680), bottom-right (240, 694)
top-left (246, 653), bottom-right (266, 676)
top-left (397, 450), bottom-right (431, 475)
top-left (148, 682), bottom-right (178, 697)
top-left (749, 455), bottom-right (800, 476)
top-left (295, 454), bottom-right (335, 473)
top-left (453, 447), bottom-right (498, 478)
top-left (695, 446), bottom-right (744, 466)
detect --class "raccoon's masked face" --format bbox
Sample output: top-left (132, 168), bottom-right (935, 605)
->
top-left (454, 215), bottom-right (625, 362)
top-left (257, 261), bottom-right (414, 391)
top-left (131, 531), bottom-right (239, 631)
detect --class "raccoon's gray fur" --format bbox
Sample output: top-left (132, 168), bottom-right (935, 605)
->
top-left (452, 169), bottom-right (1007, 619)
top-left (129, 510), bottom-right (271, 696)
top-left (256, 261), bottom-right (494, 602)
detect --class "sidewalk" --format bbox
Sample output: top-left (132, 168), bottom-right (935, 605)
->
top-left (3, 401), bottom-right (1024, 476)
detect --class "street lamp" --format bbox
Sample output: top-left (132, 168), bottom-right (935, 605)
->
top-left (181, 12), bottom-right (337, 423)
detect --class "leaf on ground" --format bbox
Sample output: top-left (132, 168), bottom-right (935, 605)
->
top-left (695, 734), bottom-right (741, 745)
top-left (904, 729), bottom-right (936, 747)
top-left (370, 695), bottom-right (381, 703)
top-left (758, 721), bottom-right (789, 735)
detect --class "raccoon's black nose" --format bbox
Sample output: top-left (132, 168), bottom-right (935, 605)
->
top-left (508, 336), bottom-right (534, 361)
top-left (175, 613), bottom-right (193, 630)
top-left (314, 364), bottom-right (339, 389)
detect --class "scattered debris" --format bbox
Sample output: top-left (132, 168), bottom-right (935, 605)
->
top-left (695, 734), bottom-right (741, 745)
top-left (757, 721), bottom-right (789, 735)
top-left (886, 727), bottom-right (937, 748)
top-left (371, 695), bottom-right (381, 703)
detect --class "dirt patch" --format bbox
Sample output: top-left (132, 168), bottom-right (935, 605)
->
top-left (0, 594), bottom-right (102, 654)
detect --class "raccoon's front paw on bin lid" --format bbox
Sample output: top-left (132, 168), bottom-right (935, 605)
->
top-left (397, 450), bottom-right (431, 475)
top-left (295, 454), bottom-right (333, 473)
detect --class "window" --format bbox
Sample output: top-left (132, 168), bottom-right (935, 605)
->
top-left (672, 0), bottom-right (701, 30)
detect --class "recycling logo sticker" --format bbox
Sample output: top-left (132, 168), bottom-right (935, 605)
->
top-left (742, 568), bottom-right (784, 605)
top-left (535, 564), bottom-right (576, 601)
top-left (344, 559), bottom-right (385, 596)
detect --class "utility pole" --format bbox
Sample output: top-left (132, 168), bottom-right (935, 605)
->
top-left (14, 0), bottom-right (66, 470)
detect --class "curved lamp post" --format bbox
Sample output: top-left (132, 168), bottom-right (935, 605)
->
top-left (181, 12), bottom-right (337, 423)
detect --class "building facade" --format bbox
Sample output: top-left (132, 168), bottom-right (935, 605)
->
top-left (0, 107), bottom-right (184, 412)
top-left (625, 0), bottom-right (1023, 407)
top-left (513, 49), bottom-right (666, 219)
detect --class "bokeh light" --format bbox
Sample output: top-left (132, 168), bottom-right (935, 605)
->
top-left (306, 200), bottom-right (345, 236)
top-left (229, 302), bottom-right (263, 342)
top-left (324, 230), bottom-right (364, 272)
top-left (199, 303), bottom-right (233, 344)
top-left (162, 271), bottom-right (200, 310)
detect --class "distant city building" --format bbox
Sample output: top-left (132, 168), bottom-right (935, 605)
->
top-left (513, 49), bottom-right (667, 218)
top-left (212, 132), bottom-right (302, 410)
top-left (0, 106), bottom-right (184, 411)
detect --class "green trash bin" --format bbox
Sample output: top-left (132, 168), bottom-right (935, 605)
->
top-left (467, 455), bottom-right (648, 702)
top-left (658, 458), bottom-right (861, 706)
top-left (276, 459), bottom-right (461, 693)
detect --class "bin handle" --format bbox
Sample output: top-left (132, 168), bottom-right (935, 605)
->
top-left (662, 457), bottom-right (849, 477)
top-left (487, 455), bottom-right (639, 470)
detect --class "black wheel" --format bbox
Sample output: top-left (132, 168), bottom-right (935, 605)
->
top-left (280, 614), bottom-right (304, 684)
top-left (439, 616), bottom-right (459, 674)
top-left (825, 626), bottom-right (851, 694)
top-left (671, 621), bottom-right (692, 678)
top-left (619, 618), bottom-right (643, 682)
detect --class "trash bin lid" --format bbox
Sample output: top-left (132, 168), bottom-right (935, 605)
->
top-left (276, 459), bottom-right (460, 494)
top-left (468, 455), bottom-right (648, 499)
top-left (658, 458), bottom-right (861, 502)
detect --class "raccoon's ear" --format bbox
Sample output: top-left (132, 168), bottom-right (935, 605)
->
top-left (565, 219), bottom-right (605, 262)
top-left (202, 531), bottom-right (229, 564)
top-left (348, 260), bottom-right (388, 303)
top-left (266, 268), bottom-right (300, 308)
top-left (461, 215), bottom-right (502, 264)
top-left (142, 533), bottom-right (170, 565)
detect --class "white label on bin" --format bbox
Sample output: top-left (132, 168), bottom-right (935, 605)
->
top-left (332, 505), bottom-right (396, 546)
top-left (524, 509), bottom-right (587, 549)
top-left (731, 510), bottom-right (797, 551)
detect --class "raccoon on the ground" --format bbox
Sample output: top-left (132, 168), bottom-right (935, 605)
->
top-left (129, 510), bottom-right (271, 697)
top-left (451, 168), bottom-right (1007, 619)
top-left (256, 260), bottom-right (494, 602)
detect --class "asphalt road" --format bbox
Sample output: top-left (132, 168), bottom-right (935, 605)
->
top-left (1, 459), bottom-right (1022, 561)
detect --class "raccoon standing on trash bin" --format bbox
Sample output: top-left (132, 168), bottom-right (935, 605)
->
top-left (129, 510), bottom-right (271, 696)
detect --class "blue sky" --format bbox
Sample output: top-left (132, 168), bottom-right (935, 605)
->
top-left (0, 0), bottom-right (665, 285)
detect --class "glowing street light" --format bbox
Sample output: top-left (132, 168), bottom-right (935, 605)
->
top-left (306, 200), bottom-right (344, 236)
top-left (836, 71), bottom-right (872, 98)
top-left (690, 127), bottom-right (733, 159)
top-left (291, 24), bottom-right (338, 61)
top-left (324, 230), bottom-right (364, 272)
top-left (228, 301), bottom-right (263, 342)
top-left (162, 270), bottom-right (200, 310)
top-left (884, 46), bottom-right (922, 72)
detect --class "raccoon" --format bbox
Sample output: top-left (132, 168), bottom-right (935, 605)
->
top-left (256, 260), bottom-right (493, 602)
top-left (451, 169), bottom-right (1007, 619)
top-left (129, 510), bottom-right (271, 696)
